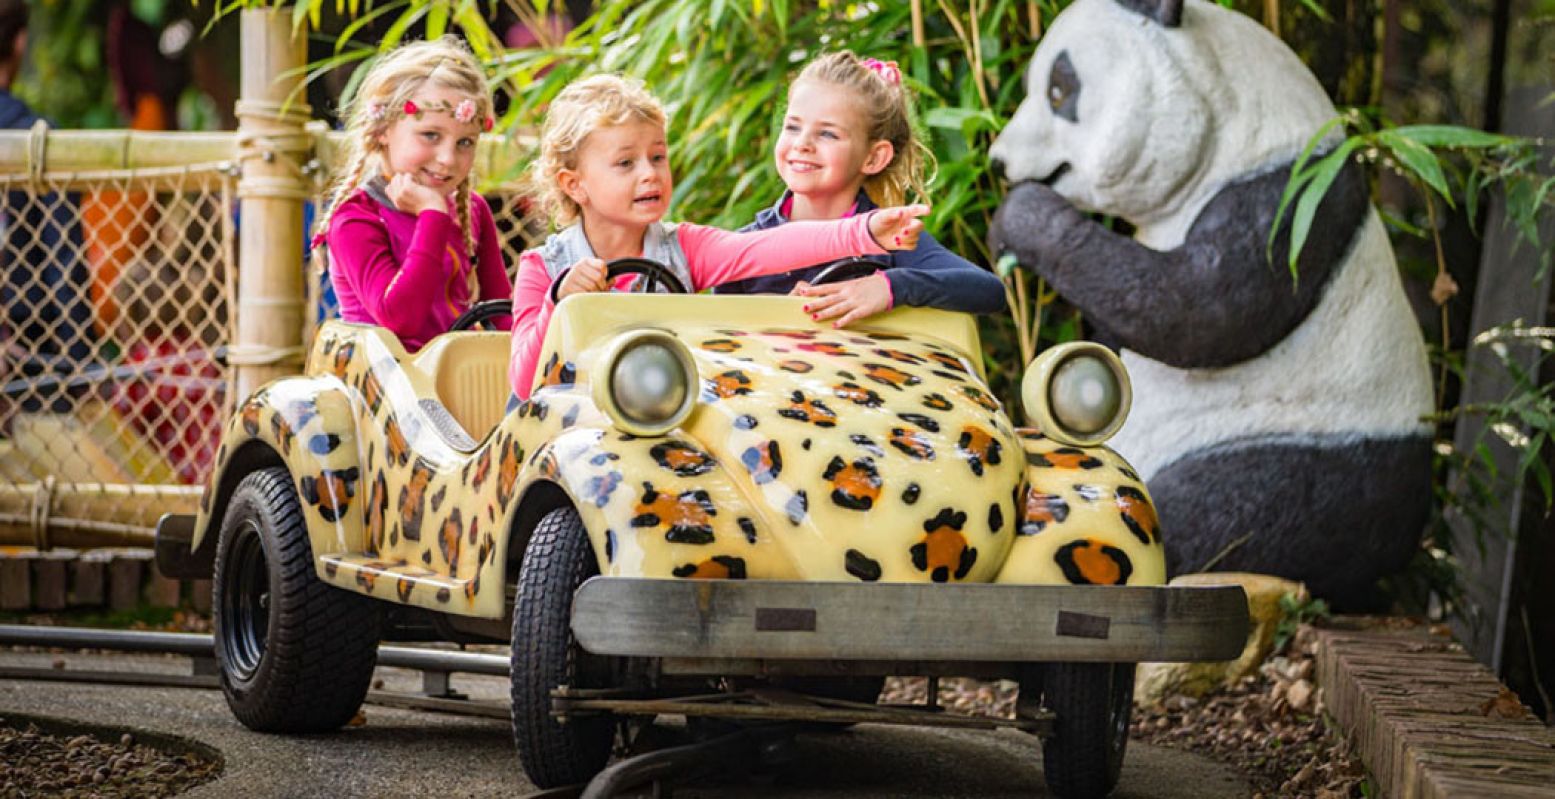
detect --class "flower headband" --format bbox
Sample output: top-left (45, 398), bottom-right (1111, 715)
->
top-left (860, 57), bottom-right (902, 87)
top-left (366, 97), bottom-right (495, 131)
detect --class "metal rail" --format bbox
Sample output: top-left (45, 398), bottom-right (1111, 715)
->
top-left (0, 624), bottom-right (510, 676)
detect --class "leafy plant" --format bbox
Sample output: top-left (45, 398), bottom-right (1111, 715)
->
top-left (15, 0), bottom-right (118, 128)
top-left (1274, 107), bottom-right (1554, 615)
top-left (1274, 591), bottom-right (1331, 652)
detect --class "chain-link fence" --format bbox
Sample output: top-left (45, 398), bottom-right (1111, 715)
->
top-left (3, 130), bottom-right (541, 550)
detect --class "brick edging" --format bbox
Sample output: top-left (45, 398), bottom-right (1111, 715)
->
top-left (1314, 624), bottom-right (1555, 798)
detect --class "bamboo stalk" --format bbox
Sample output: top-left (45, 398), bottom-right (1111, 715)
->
top-left (0, 130), bottom-right (235, 172)
top-left (0, 483), bottom-right (199, 549)
top-left (0, 130), bottom-right (535, 192)
top-left (233, 10), bottom-right (311, 402)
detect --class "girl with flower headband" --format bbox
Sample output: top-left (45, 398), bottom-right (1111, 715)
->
top-left (718, 51), bottom-right (1005, 326)
top-left (314, 36), bottom-right (511, 351)
top-left (508, 73), bottom-right (931, 398)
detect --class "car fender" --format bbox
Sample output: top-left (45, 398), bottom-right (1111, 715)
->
top-left (505, 425), bottom-right (801, 583)
top-left (191, 376), bottom-right (364, 564)
top-left (994, 431), bottom-right (1166, 586)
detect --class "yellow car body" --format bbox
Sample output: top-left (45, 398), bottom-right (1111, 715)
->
top-left (179, 294), bottom-right (1165, 620)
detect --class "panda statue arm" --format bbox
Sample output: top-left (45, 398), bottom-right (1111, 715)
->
top-left (992, 158), bottom-right (1370, 368)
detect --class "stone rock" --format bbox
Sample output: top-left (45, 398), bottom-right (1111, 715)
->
top-left (1135, 571), bottom-right (1306, 704)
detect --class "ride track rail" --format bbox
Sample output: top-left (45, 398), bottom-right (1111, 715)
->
top-left (0, 624), bottom-right (1055, 797)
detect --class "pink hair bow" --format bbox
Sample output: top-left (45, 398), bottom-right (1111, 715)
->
top-left (861, 57), bottom-right (901, 86)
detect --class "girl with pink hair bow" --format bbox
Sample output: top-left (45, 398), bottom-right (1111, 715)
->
top-left (717, 51), bottom-right (1004, 326)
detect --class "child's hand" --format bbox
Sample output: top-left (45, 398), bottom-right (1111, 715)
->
top-left (385, 172), bottom-right (449, 216)
top-left (557, 257), bottom-right (609, 299)
top-left (869, 204), bottom-right (931, 251)
top-left (796, 274), bottom-right (893, 328)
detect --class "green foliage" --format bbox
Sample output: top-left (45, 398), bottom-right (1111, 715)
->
top-left (1272, 109), bottom-right (1551, 278)
top-left (14, 0), bottom-right (118, 128)
top-left (1274, 592), bottom-right (1330, 652)
top-left (247, 0), bottom-right (1062, 404)
top-left (1434, 322), bottom-right (1555, 510)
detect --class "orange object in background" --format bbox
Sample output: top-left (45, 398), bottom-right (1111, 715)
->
top-left (81, 94), bottom-right (167, 335)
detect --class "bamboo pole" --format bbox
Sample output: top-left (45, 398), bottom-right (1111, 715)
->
top-left (0, 130), bottom-right (234, 171)
top-left (231, 8), bottom-right (311, 403)
top-left (0, 129), bottom-right (533, 190)
top-left (0, 483), bottom-right (199, 548)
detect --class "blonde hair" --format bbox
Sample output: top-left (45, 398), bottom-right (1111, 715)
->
top-left (794, 51), bottom-right (932, 207)
top-left (528, 74), bottom-right (667, 227)
top-left (315, 36), bottom-right (494, 299)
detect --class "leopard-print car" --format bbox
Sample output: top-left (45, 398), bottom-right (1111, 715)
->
top-left (157, 260), bottom-right (1246, 798)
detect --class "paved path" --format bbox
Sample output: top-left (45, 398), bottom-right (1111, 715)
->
top-left (0, 650), bottom-right (1251, 797)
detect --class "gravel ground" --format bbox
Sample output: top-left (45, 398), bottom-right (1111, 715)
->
top-left (0, 715), bottom-right (220, 798)
top-left (881, 625), bottom-right (1369, 798)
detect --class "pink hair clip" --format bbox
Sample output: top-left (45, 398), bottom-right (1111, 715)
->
top-left (454, 99), bottom-right (478, 124)
top-left (861, 57), bottom-right (902, 87)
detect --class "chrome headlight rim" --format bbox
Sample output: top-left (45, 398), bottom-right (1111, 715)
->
top-left (1022, 341), bottom-right (1132, 447)
top-left (592, 329), bottom-right (698, 437)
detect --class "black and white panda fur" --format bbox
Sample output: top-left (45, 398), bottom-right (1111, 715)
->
top-left (989, 0), bottom-right (1433, 606)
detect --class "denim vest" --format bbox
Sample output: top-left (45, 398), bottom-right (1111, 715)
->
top-left (534, 222), bottom-right (694, 295)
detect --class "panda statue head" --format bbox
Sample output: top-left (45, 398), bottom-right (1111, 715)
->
top-left (991, 0), bottom-right (1341, 239)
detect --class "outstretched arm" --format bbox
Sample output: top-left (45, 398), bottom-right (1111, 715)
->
top-left (679, 205), bottom-right (930, 289)
top-left (989, 160), bottom-right (1367, 368)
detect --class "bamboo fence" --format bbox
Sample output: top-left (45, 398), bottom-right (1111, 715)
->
top-left (1, 10), bottom-right (540, 550)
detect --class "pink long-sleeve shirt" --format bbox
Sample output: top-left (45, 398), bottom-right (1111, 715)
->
top-left (508, 214), bottom-right (886, 398)
top-left (327, 189), bottom-right (513, 351)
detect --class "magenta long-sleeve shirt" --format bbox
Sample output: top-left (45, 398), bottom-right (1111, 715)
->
top-left (508, 214), bottom-right (885, 398)
top-left (327, 189), bottom-right (513, 351)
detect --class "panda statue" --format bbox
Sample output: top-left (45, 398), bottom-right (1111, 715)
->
top-left (989, 0), bottom-right (1433, 606)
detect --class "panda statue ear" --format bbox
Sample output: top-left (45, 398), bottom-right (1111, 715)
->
top-left (1115, 0), bottom-right (1183, 27)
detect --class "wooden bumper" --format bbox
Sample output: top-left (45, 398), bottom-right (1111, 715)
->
top-left (571, 578), bottom-right (1249, 663)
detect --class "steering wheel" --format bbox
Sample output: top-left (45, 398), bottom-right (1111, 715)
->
top-left (450, 258), bottom-right (688, 332)
top-left (604, 257), bottom-right (690, 295)
top-left (450, 299), bottom-right (512, 332)
top-left (809, 256), bottom-right (886, 286)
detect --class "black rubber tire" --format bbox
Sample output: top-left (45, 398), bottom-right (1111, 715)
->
top-left (1039, 662), bottom-right (1135, 799)
top-left (510, 506), bottom-right (619, 788)
top-left (212, 467), bottom-right (382, 733)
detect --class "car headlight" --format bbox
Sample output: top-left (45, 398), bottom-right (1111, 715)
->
top-left (1021, 342), bottom-right (1131, 447)
top-left (592, 330), bottom-right (698, 436)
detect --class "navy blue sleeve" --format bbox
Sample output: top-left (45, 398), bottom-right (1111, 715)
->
top-left (884, 231), bottom-right (1007, 314)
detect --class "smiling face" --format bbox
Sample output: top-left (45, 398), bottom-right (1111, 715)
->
top-left (560, 120), bottom-right (673, 230)
top-left (377, 84), bottom-right (482, 196)
top-left (775, 80), bottom-right (892, 209)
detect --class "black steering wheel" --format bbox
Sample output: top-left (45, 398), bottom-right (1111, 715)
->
top-left (451, 257), bottom-right (689, 332)
top-left (450, 299), bottom-right (512, 331)
top-left (809, 256), bottom-right (886, 286)
top-left (604, 256), bottom-right (690, 295)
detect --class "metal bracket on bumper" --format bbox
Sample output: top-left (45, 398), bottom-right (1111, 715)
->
top-left (571, 578), bottom-right (1248, 663)
top-left (153, 514), bottom-right (212, 580)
